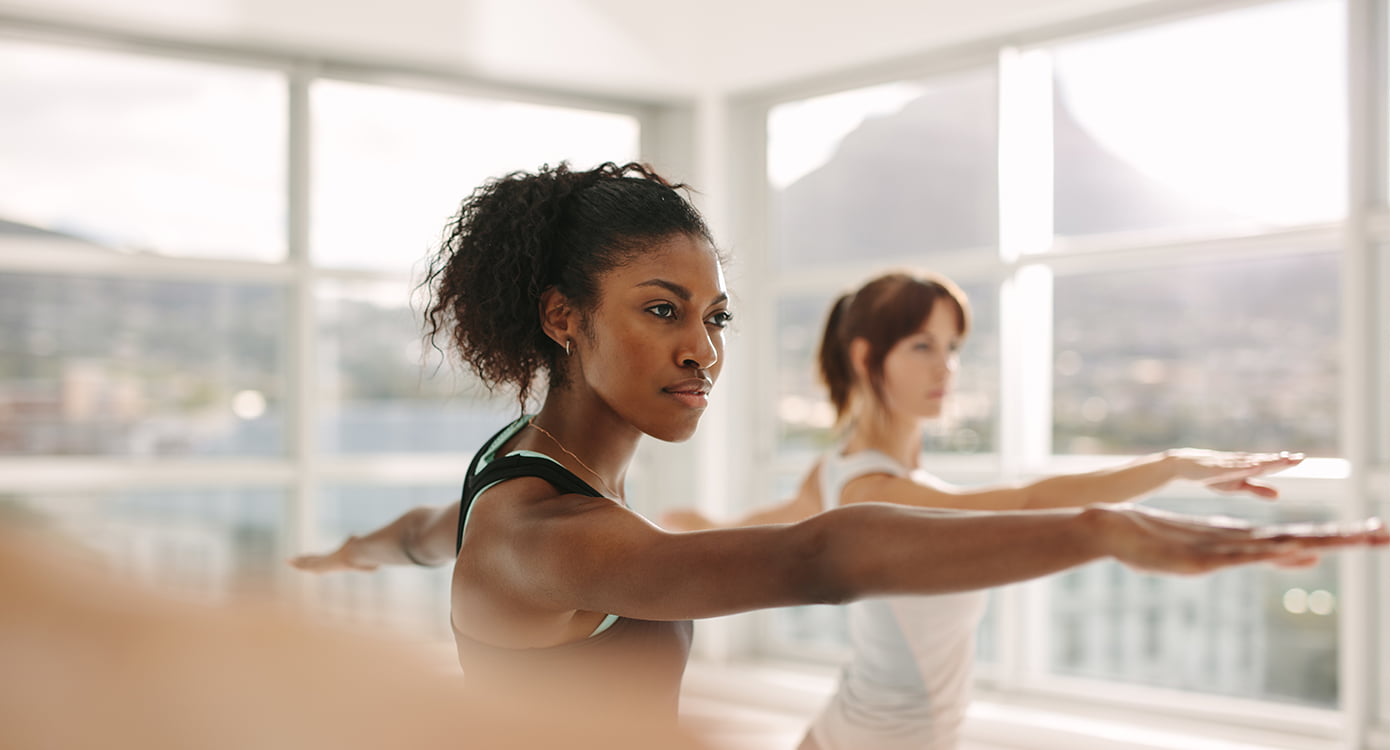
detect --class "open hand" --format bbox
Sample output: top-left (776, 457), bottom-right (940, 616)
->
top-left (1090, 503), bottom-right (1388, 575)
top-left (287, 537), bottom-right (377, 573)
top-left (1166, 449), bottom-right (1305, 499)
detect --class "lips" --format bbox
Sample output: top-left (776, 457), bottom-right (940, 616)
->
top-left (663, 378), bottom-right (711, 396)
top-left (664, 378), bottom-right (712, 409)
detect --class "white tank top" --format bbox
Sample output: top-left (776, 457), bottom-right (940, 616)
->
top-left (809, 449), bottom-right (988, 750)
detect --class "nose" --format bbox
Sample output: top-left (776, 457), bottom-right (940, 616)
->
top-left (678, 320), bottom-right (720, 371)
top-left (940, 351), bottom-right (959, 375)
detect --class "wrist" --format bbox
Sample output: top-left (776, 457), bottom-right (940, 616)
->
top-left (341, 534), bottom-right (365, 565)
top-left (1156, 450), bottom-right (1184, 481)
top-left (1075, 503), bottom-right (1129, 562)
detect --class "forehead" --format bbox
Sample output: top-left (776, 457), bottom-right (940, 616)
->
top-left (604, 234), bottom-right (726, 296)
top-left (910, 296), bottom-right (962, 338)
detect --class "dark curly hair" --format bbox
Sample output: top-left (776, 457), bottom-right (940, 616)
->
top-left (423, 162), bottom-right (713, 409)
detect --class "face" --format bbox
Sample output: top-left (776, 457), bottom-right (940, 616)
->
top-left (874, 296), bottom-right (962, 420)
top-left (572, 233), bottom-right (729, 442)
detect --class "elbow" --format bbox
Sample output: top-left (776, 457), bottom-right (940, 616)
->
top-left (787, 512), bottom-right (862, 606)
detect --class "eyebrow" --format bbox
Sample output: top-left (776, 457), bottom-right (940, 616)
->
top-left (636, 279), bottom-right (728, 307)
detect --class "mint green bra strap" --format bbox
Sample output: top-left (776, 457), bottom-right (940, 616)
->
top-left (590, 614), bottom-right (620, 636)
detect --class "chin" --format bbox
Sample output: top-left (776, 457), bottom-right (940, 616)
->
top-left (644, 413), bottom-right (704, 443)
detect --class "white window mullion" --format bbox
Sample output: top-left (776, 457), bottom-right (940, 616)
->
top-left (995, 45), bottom-right (1056, 691)
top-left (286, 63), bottom-right (318, 599)
top-left (1340, 0), bottom-right (1389, 745)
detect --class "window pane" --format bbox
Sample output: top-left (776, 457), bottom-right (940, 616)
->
top-left (317, 280), bottom-right (516, 454)
top-left (0, 41), bottom-right (286, 261)
top-left (1052, 253), bottom-right (1339, 456)
top-left (1, 487), bottom-right (284, 600)
top-left (1052, 0), bottom-right (1345, 237)
top-left (0, 272), bottom-right (287, 456)
top-left (310, 484), bottom-right (456, 638)
top-left (775, 282), bottom-right (999, 457)
top-left (311, 80), bottom-right (639, 272)
top-left (1047, 497), bottom-right (1341, 707)
top-left (769, 68), bottom-right (999, 270)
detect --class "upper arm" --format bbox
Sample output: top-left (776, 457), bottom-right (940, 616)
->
top-left (843, 473), bottom-right (1033, 511)
top-left (415, 503), bottom-right (463, 563)
top-left (454, 479), bottom-right (829, 625)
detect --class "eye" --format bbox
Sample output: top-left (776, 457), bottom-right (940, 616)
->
top-left (645, 303), bottom-right (678, 320)
top-left (911, 341), bottom-right (932, 352)
top-left (706, 310), bottom-right (733, 328)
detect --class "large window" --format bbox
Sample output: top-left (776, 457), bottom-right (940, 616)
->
top-left (0, 34), bottom-right (642, 632)
top-left (749, 0), bottom-right (1385, 737)
top-left (0, 41), bottom-right (287, 262)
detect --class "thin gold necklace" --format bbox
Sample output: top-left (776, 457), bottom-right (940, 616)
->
top-left (526, 418), bottom-right (621, 499)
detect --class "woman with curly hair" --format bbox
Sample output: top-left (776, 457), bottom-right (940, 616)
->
top-left (292, 162), bottom-right (1384, 724)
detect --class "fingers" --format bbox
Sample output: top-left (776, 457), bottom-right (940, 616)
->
top-left (1183, 450), bottom-right (1305, 484)
top-left (287, 554), bottom-right (329, 572)
top-left (1206, 478), bottom-right (1280, 499)
top-left (1116, 509), bottom-right (1387, 575)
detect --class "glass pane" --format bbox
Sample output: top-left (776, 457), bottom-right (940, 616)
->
top-left (310, 484), bottom-right (457, 638)
top-left (1052, 253), bottom-right (1340, 456)
top-left (1, 487), bottom-right (284, 600)
top-left (0, 272), bottom-right (288, 456)
top-left (0, 41), bottom-right (286, 261)
top-left (775, 282), bottom-right (999, 457)
top-left (317, 280), bottom-right (517, 454)
top-left (1046, 497), bottom-right (1342, 707)
top-left (311, 80), bottom-right (639, 272)
top-left (769, 68), bottom-right (999, 270)
top-left (1052, 0), bottom-right (1345, 237)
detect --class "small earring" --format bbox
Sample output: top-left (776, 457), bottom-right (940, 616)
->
top-left (564, 339), bottom-right (572, 356)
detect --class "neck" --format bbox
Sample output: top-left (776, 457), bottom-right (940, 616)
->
top-left (844, 404), bottom-right (922, 469)
top-left (521, 388), bottom-right (642, 499)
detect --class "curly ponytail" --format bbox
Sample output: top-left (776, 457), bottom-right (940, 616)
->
top-left (422, 162), bottom-right (712, 409)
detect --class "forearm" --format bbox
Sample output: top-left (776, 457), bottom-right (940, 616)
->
top-left (809, 503), bottom-right (1106, 601)
top-left (1024, 454), bottom-right (1176, 509)
top-left (344, 505), bottom-right (458, 568)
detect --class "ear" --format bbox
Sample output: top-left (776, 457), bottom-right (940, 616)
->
top-left (538, 287), bottom-right (577, 350)
top-left (848, 337), bottom-right (871, 381)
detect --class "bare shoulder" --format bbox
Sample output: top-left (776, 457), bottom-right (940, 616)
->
top-left (452, 476), bottom-right (639, 646)
top-left (459, 475), bottom-right (626, 551)
top-left (839, 472), bottom-right (910, 505)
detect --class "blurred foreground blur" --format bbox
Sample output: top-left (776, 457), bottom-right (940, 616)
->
top-left (0, 527), bottom-right (710, 750)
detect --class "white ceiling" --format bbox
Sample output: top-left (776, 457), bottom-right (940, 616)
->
top-left (1, 0), bottom-right (1162, 97)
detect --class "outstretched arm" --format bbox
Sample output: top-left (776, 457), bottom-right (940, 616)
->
top-left (847, 450), bottom-right (1304, 512)
top-left (454, 476), bottom-right (1387, 638)
top-left (289, 503), bottom-right (459, 573)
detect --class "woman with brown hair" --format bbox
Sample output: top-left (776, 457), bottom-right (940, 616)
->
top-left (664, 270), bottom-right (1335, 749)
